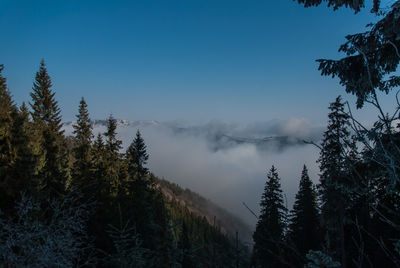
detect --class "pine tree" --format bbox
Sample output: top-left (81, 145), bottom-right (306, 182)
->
top-left (124, 132), bottom-right (155, 248)
top-left (0, 64), bottom-right (16, 175)
top-left (125, 129), bottom-right (151, 211)
top-left (9, 103), bottom-right (37, 196)
top-left (252, 165), bottom-right (287, 267)
top-left (103, 115), bottom-right (123, 195)
top-left (296, 2), bottom-right (400, 266)
top-left (0, 67), bottom-right (37, 212)
top-left (92, 133), bottom-right (106, 188)
top-left (0, 64), bottom-right (18, 209)
top-left (29, 60), bottom-right (67, 197)
top-left (288, 165), bottom-right (320, 263)
top-left (318, 96), bottom-right (353, 267)
top-left (30, 60), bottom-right (63, 136)
top-left (104, 115), bottom-right (122, 154)
top-left (126, 130), bottom-right (149, 178)
top-left (71, 97), bottom-right (93, 193)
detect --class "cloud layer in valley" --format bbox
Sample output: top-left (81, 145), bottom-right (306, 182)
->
top-left (64, 118), bottom-right (323, 231)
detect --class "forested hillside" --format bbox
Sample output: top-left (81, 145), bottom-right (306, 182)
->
top-left (0, 61), bottom-right (250, 267)
top-left (157, 178), bottom-right (253, 243)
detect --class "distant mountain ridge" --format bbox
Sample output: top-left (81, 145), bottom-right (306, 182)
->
top-left (63, 119), bottom-right (320, 152)
top-left (64, 119), bottom-right (161, 128)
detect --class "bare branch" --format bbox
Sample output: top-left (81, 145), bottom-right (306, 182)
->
top-left (242, 202), bottom-right (259, 219)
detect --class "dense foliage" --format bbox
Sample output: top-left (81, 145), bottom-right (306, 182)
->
top-left (0, 62), bottom-right (247, 267)
top-left (251, 1), bottom-right (400, 267)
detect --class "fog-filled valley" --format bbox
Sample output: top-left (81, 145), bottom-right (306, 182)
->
top-left (64, 119), bottom-right (322, 228)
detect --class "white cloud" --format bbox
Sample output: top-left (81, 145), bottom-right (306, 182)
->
top-left (64, 119), bottom-right (322, 228)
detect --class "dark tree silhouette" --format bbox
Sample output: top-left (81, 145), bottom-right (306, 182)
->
top-left (30, 60), bottom-right (67, 197)
top-left (253, 165), bottom-right (287, 267)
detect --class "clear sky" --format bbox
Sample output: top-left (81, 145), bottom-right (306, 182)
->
top-left (0, 0), bottom-right (389, 124)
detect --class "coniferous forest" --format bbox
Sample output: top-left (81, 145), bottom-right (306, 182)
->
top-left (2, 0), bottom-right (400, 267)
top-left (0, 60), bottom-right (251, 267)
top-left (250, 1), bottom-right (400, 267)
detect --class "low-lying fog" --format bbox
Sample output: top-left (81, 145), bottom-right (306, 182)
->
top-left (64, 118), bottom-right (323, 228)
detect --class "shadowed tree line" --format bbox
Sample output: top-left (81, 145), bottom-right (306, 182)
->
top-left (0, 61), bottom-right (250, 267)
top-left (251, 1), bottom-right (400, 267)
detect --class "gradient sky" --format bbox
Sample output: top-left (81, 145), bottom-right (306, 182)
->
top-left (0, 0), bottom-right (392, 124)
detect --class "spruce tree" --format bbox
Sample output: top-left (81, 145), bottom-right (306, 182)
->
top-left (125, 132), bottom-right (156, 249)
top-left (252, 165), bottom-right (287, 267)
top-left (71, 97), bottom-right (93, 193)
top-left (288, 165), bottom-right (320, 263)
top-left (318, 96), bottom-right (353, 267)
top-left (9, 103), bottom-right (37, 196)
top-left (126, 129), bottom-right (149, 178)
top-left (91, 133), bottom-right (108, 197)
top-left (30, 60), bottom-right (63, 135)
top-left (0, 64), bottom-right (16, 176)
top-left (0, 64), bottom-right (18, 209)
top-left (0, 67), bottom-right (37, 212)
top-left (103, 115), bottom-right (123, 195)
top-left (29, 60), bottom-right (67, 197)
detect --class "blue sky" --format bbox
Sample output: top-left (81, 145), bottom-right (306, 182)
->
top-left (0, 0), bottom-right (387, 123)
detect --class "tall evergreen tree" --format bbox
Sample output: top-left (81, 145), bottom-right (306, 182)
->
top-left (0, 64), bottom-right (16, 174)
top-left (296, 2), bottom-right (400, 266)
top-left (92, 133), bottom-right (107, 194)
top-left (103, 115), bottom-right (123, 195)
top-left (29, 60), bottom-right (67, 197)
top-left (0, 64), bottom-right (18, 209)
top-left (288, 165), bottom-right (320, 263)
top-left (9, 103), bottom-right (37, 196)
top-left (30, 60), bottom-right (63, 136)
top-left (124, 132), bottom-right (155, 246)
top-left (318, 96), bottom-right (353, 267)
top-left (126, 129), bottom-right (149, 178)
top-left (71, 97), bottom-right (93, 193)
top-left (253, 165), bottom-right (287, 267)
top-left (0, 67), bottom-right (37, 211)
top-left (104, 115), bottom-right (121, 154)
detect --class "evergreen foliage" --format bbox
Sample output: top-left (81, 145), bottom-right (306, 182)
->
top-left (7, 9), bottom-right (400, 263)
top-left (252, 165), bottom-right (287, 267)
top-left (71, 97), bottom-right (93, 193)
top-left (178, 222), bottom-right (195, 267)
top-left (0, 62), bottom-right (259, 267)
top-left (0, 64), bottom-right (18, 208)
top-left (29, 60), bottom-right (67, 197)
top-left (8, 103), bottom-right (37, 201)
top-left (318, 96), bottom-right (353, 266)
top-left (103, 114), bottom-right (123, 196)
top-left (126, 129), bottom-right (149, 177)
top-left (0, 66), bottom-right (36, 212)
top-left (304, 1), bottom-right (400, 108)
top-left (295, 0), bottom-right (381, 13)
top-left (106, 206), bottom-right (148, 268)
top-left (294, 1), bottom-right (400, 266)
top-left (91, 133), bottom-right (107, 196)
top-left (287, 165), bottom-right (320, 264)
